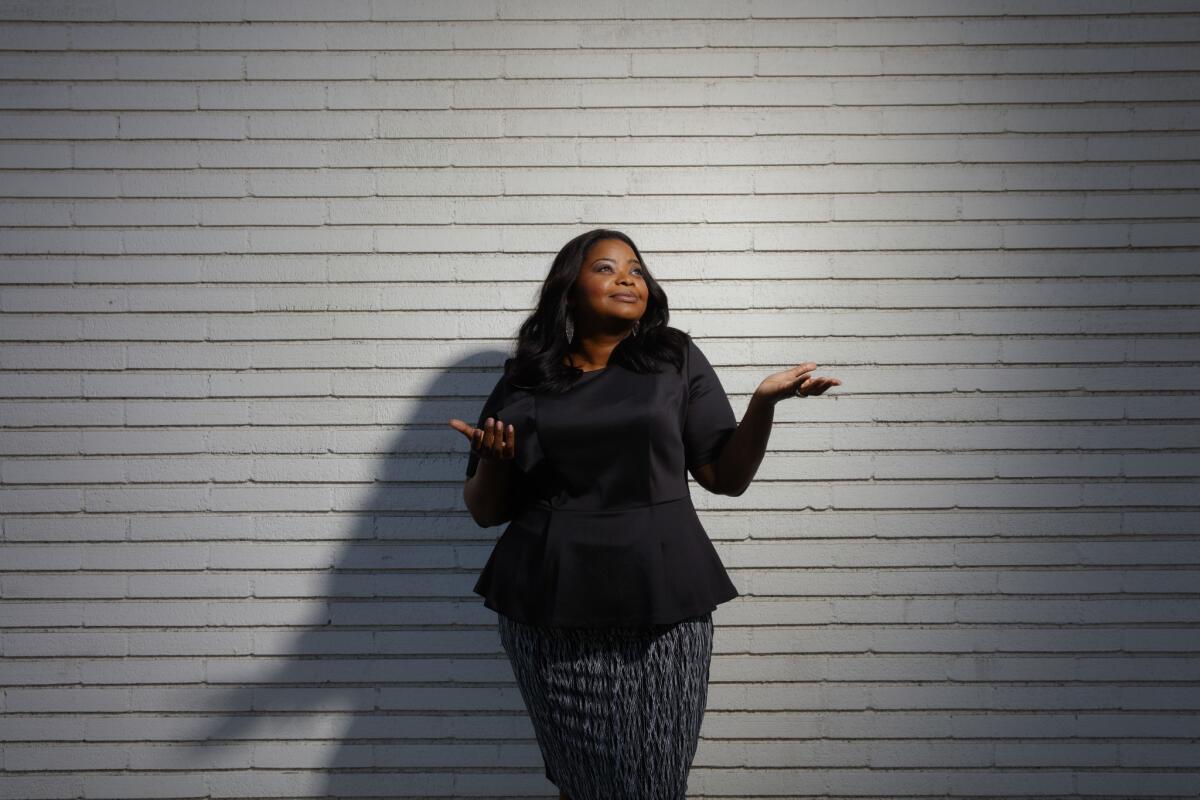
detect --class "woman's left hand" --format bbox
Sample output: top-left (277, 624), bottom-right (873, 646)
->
top-left (754, 362), bottom-right (842, 405)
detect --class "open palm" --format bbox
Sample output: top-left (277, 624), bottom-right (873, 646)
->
top-left (447, 416), bottom-right (517, 464)
top-left (755, 362), bottom-right (842, 405)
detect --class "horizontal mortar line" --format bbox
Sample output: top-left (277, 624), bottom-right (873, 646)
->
top-left (10, 765), bottom-right (1200, 776)
top-left (2, 537), bottom-right (1198, 546)
top-left (12, 213), bottom-right (1194, 219)
top-left (1, 734), bottom-right (1194, 743)
top-left (9, 69), bottom-right (1200, 79)
top-left (11, 579), bottom-right (1190, 588)
top-left (2, 633), bottom-right (1200, 638)
top-left (7, 190), bottom-right (1200, 197)
top-left (7, 445), bottom-right (1200, 451)
top-left (21, 282), bottom-right (1134, 290)
top-left (2, 419), bottom-right (1190, 424)
top-left (7, 278), bottom-right (1200, 285)
top-left (2, 597), bottom-right (1200, 604)
top-left (4, 440), bottom-right (1188, 446)
top-left (7, 40), bottom-right (1200, 51)
top-left (0, 714), bottom-right (1193, 721)
top-left (4, 542), bottom-right (1198, 549)
top-left (3, 288), bottom-right (1200, 294)
top-left (4, 624), bottom-right (1200, 633)
top-left (9, 217), bottom-right (1200, 225)
top-left (6, 652), bottom-right (1200, 660)
top-left (6, 535), bottom-right (1200, 545)
top-left (6, 160), bottom-right (1200, 169)
top-left (0, 315), bottom-right (1197, 320)
top-left (5, 193), bottom-right (1200, 201)
top-left (4, 474), bottom-right (1200, 481)
top-left (5, 143), bottom-right (1195, 151)
top-left (0, 740), bottom-right (1183, 751)
top-left (3, 388), bottom-right (1199, 395)
top-left (7, 97), bottom-right (1200, 105)
top-left (7, 570), bottom-right (1200, 578)
top-left (9, 657), bottom-right (1200, 662)
top-left (2, 343), bottom-right (1200, 347)
top-left (5, 425), bottom-right (1200, 431)
top-left (0, 236), bottom-right (1190, 243)
top-left (0, 705), bottom-right (1195, 719)
top-left (35, 474), bottom-right (1200, 481)
top-left (2, 587), bottom-right (1200, 594)
top-left (2, 336), bottom-right (1198, 343)
top-left (2, 107), bottom-right (1200, 120)
top-left (2, 599), bottom-right (1190, 606)
top-left (5, 682), bottom-right (1200, 692)
top-left (4, 12), bottom-right (1200, 22)
top-left (18, 124), bottom-right (1200, 131)
top-left (3, 248), bottom-right (1200, 256)
top-left (7, 594), bottom-right (1200, 599)
top-left (7, 592), bottom-right (1200, 597)
top-left (6, 188), bottom-right (1200, 196)
top-left (2, 313), bottom-right (1198, 318)
top-left (20, 130), bottom-right (1200, 138)
top-left (5, 547), bottom-right (1200, 555)
top-left (66, 187), bottom-right (1176, 195)
top-left (10, 100), bottom-right (1200, 110)
top-left (2, 44), bottom-right (1200, 55)
top-left (15, 18), bottom-right (1200, 25)
top-left (3, 110), bottom-right (1200, 120)
top-left (2, 657), bottom-right (1190, 671)
top-left (8, 129), bottom-right (1200, 140)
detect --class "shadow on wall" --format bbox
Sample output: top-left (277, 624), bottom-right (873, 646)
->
top-left (182, 351), bottom-right (549, 797)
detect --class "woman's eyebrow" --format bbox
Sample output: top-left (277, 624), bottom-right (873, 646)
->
top-left (592, 257), bottom-right (642, 265)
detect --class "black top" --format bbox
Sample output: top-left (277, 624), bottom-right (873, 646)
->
top-left (464, 333), bottom-right (740, 628)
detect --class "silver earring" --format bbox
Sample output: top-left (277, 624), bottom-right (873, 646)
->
top-left (632, 320), bottom-right (640, 336)
top-left (565, 312), bottom-right (575, 344)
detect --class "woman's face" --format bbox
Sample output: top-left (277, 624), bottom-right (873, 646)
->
top-left (571, 238), bottom-right (647, 332)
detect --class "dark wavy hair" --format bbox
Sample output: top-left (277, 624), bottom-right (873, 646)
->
top-left (504, 228), bottom-right (690, 394)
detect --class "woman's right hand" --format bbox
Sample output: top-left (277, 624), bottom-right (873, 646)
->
top-left (448, 416), bottom-right (516, 465)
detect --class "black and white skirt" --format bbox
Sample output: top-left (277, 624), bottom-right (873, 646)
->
top-left (496, 610), bottom-right (715, 800)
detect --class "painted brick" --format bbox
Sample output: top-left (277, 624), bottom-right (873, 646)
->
top-left (1, 3), bottom-right (1197, 798)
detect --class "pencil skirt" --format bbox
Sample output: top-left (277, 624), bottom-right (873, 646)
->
top-left (496, 610), bottom-right (715, 800)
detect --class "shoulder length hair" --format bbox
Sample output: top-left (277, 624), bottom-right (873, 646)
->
top-left (504, 228), bottom-right (689, 394)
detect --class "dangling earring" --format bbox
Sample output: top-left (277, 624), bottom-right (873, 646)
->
top-left (565, 311), bottom-right (575, 344)
top-left (631, 320), bottom-right (640, 336)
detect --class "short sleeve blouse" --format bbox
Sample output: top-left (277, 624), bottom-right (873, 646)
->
top-left (464, 332), bottom-right (740, 628)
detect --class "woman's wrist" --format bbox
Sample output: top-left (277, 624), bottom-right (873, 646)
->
top-left (749, 387), bottom-right (781, 411)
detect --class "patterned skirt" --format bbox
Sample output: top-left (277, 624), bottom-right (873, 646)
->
top-left (496, 610), bottom-right (715, 800)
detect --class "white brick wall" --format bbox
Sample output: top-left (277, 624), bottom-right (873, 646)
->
top-left (2, 2), bottom-right (1198, 798)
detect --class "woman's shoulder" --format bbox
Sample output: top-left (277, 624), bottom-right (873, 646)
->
top-left (495, 356), bottom-right (539, 398)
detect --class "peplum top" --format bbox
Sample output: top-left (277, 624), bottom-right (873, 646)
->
top-left (464, 333), bottom-right (740, 628)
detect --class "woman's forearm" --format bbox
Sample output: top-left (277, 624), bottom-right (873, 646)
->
top-left (714, 391), bottom-right (776, 497)
top-left (464, 457), bottom-right (518, 527)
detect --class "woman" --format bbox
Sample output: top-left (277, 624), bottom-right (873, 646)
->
top-left (448, 229), bottom-right (841, 800)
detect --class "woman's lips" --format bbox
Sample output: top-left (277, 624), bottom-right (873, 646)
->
top-left (611, 294), bottom-right (638, 302)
